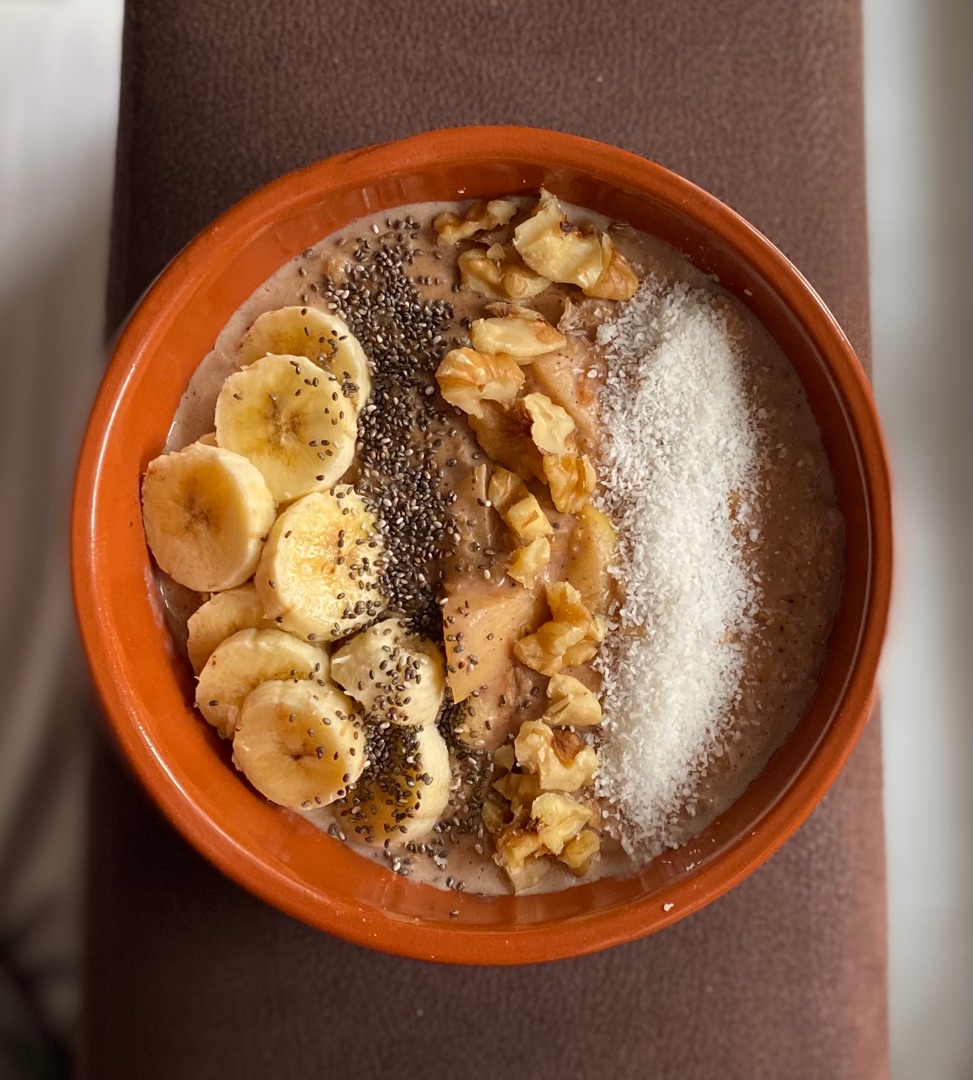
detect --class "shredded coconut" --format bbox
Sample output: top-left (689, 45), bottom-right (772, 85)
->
top-left (593, 279), bottom-right (765, 854)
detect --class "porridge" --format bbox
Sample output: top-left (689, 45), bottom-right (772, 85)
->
top-left (140, 190), bottom-right (843, 894)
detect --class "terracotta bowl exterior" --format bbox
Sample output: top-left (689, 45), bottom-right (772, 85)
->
top-left (72, 127), bottom-right (892, 964)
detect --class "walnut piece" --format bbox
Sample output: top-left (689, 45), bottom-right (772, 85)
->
top-left (586, 234), bottom-right (640, 300)
top-left (506, 535), bottom-right (551, 589)
top-left (470, 309), bottom-right (566, 360)
top-left (567, 503), bottom-right (617, 616)
top-left (513, 188), bottom-right (638, 300)
top-left (493, 827), bottom-right (555, 892)
top-left (544, 673), bottom-right (603, 728)
top-left (433, 199), bottom-right (516, 245)
top-left (532, 792), bottom-right (595, 855)
top-left (513, 619), bottom-right (586, 676)
top-left (435, 347), bottom-right (524, 418)
top-left (520, 392), bottom-right (577, 455)
top-left (458, 244), bottom-right (551, 300)
top-left (514, 583), bottom-right (606, 675)
top-left (514, 719), bottom-right (599, 792)
top-left (505, 494), bottom-right (553, 542)
top-left (558, 827), bottom-right (601, 875)
top-left (542, 451), bottom-right (596, 513)
top-left (487, 467), bottom-right (529, 516)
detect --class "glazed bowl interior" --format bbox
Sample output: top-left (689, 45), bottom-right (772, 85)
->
top-left (73, 127), bottom-right (890, 964)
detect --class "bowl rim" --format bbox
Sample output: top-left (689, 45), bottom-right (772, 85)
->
top-left (72, 125), bottom-right (892, 964)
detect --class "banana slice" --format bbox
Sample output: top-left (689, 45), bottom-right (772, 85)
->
top-left (195, 627), bottom-right (329, 739)
top-left (186, 583), bottom-right (274, 674)
top-left (215, 353), bottom-right (356, 504)
top-left (237, 306), bottom-right (372, 411)
top-left (330, 617), bottom-right (445, 727)
top-left (141, 442), bottom-right (276, 593)
top-left (335, 723), bottom-right (450, 844)
top-left (255, 488), bottom-right (385, 642)
top-left (233, 678), bottom-right (365, 810)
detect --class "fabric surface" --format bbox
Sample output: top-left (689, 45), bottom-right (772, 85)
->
top-left (85, 1), bottom-right (888, 1078)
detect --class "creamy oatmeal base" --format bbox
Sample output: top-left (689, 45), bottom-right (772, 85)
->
top-left (148, 193), bottom-right (843, 895)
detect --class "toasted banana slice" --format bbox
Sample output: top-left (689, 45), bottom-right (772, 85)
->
top-left (255, 488), bottom-right (385, 641)
top-left (195, 627), bottom-right (329, 739)
top-left (330, 617), bottom-right (445, 727)
top-left (335, 723), bottom-right (450, 844)
top-left (141, 442), bottom-right (276, 593)
top-left (232, 678), bottom-right (364, 810)
top-left (215, 353), bottom-right (356, 504)
top-left (186, 583), bottom-right (273, 674)
top-left (237, 306), bottom-right (372, 410)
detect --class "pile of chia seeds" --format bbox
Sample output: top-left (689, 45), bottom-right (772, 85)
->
top-left (317, 219), bottom-right (458, 642)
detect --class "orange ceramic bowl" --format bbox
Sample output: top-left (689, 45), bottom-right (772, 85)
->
top-left (72, 126), bottom-right (891, 964)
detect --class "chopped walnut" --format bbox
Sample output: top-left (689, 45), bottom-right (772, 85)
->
top-left (505, 494), bottom-right (553, 542)
top-left (506, 535), bottom-right (551, 589)
top-left (487, 467), bottom-right (529, 516)
top-left (513, 583), bottom-right (606, 674)
top-left (558, 827), bottom-right (601, 875)
top-left (481, 792), bottom-right (509, 836)
top-left (520, 392), bottom-right (577, 455)
top-left (514, 719), bottom-right (599, 792)
top-left (513, 188), bottom-right (638, 300)
top-left (544, 673), bottom-right (603, 728)
top-left (492, 827), bottom-right (555, 892)
top-left (546, 581), bottom-right (591, 631)
top-left (531, 792), bottom-right (595, 855)
top-left (435, 347), bottom-right (524, 418)
top-left (433, 199), bottom-right (516, 245)
top-left (470, 309), bottom-right (566, 360)
top-left (542, 452), bottom-right (596, 513)
top-left (585, 234), bottom-right (640, 300)
top-left (492, 769), bottom-right (542, 808)
top-left (458, 244), bottom-right (551, 300)
top-left (513, 620), bottom-right (586, 676)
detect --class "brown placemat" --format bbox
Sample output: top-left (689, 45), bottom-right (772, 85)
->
top-left (84, 2), bottom-right (888, 1077)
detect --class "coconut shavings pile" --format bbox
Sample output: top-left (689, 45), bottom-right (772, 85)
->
top-left (592, 279), bottom-right (766, 855)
